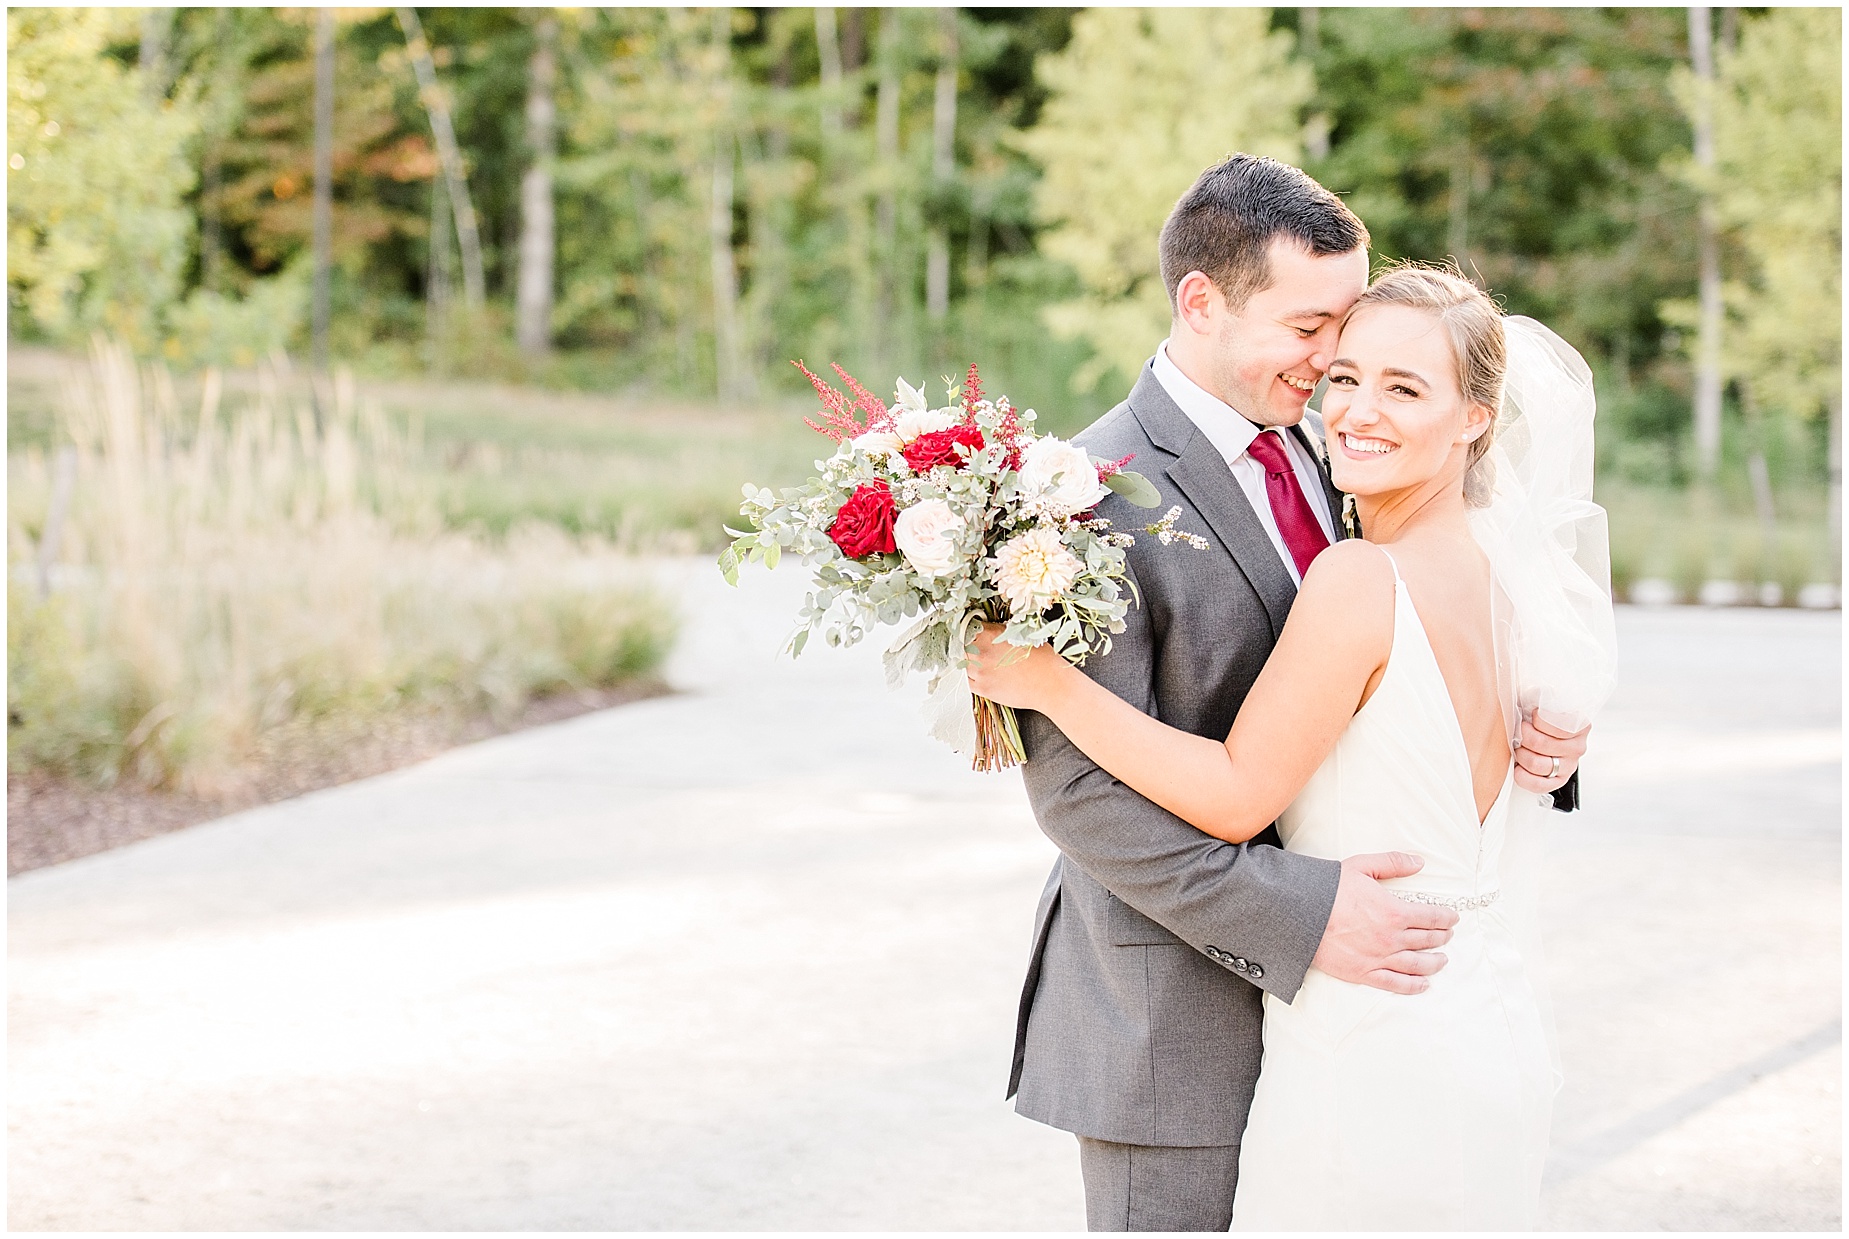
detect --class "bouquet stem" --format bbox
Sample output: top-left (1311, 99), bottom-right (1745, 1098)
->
top-left (970, 695), bottom-right (1025, 772)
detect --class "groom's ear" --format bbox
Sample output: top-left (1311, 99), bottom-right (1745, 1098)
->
top-left (1174, 270), bottom-right (1221, 337)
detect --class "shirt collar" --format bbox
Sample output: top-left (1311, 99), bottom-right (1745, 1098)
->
top-left (1153, 339), bottom-right (1263, 465)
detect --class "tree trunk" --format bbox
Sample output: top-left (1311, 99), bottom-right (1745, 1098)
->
top-left (814, 7), bottom-right (843, 143)
top-left (311, 8), bottom-right (335, 374)
top-left (874, 8), bottom-right (901, 354)
top-left (708, 8), bottom-right (748, 402)
top-left (1688, 5), bottom-right (1725, 480)
top-left (1300, 8), bottom-right (1330, 161)
top-left (1739, 382), bottom-right (1778, 543)
top-left (925, 7), bottom-right (957, 323)
top-left (426, 175), bottom-right (453, 364)
top-left (397, 7), bottom-right (486, 307)
top-left (139, 8), bottom-right (172, 99)
top-left (840, 8), bottom-right (864, 74)
top-left (516, 14), bottom-right (558, 356)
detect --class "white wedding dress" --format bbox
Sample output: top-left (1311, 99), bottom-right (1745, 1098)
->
top-left (1231, 552), bottom-right (1560, 1231)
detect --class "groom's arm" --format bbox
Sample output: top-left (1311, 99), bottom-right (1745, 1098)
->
top-left (1016, 569), bottom-right (1340, 1004)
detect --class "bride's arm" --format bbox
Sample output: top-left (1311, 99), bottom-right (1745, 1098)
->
top-left (969, 539), bottom-right (1397, 843)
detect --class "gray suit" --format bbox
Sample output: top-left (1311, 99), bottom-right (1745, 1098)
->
top-left (1007, 365), bottom-right (1345, 1228)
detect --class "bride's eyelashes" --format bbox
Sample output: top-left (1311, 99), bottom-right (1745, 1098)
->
top-left (1325, 372), bottom-right (1425, 400)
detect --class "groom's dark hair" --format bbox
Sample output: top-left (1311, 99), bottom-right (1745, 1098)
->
top-left (1160, 155), bottom-right (1369, 315)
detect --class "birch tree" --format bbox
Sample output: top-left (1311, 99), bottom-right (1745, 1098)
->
top-left (397, 6), bottom-right (485, 307)
top-left (516, 12), bottom-right (558, 356)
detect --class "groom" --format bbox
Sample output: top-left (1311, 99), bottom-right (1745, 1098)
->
top-left (1008, 155), bottom-right (1586, 1231)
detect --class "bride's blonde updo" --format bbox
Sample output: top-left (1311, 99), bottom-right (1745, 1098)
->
top-left (1346, 264), bottom-right (1506, 507)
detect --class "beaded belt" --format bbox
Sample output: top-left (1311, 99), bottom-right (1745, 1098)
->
top-left (1392, 889), bottom-right (1499, 911)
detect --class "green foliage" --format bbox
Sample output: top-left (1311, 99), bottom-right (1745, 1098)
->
top-left (1299, 8), bottom-right (1697, 380)
top-left (5, 5), bottom-right (1838, 590)
top-left (163, 254), bottom-right (311, 368)
top-left (7, 8), bottom-right (199, 350)
top-left (1709, 8), bottom-right (1840, 427)
top-left (1020, 8), bottom-right (1310, 394)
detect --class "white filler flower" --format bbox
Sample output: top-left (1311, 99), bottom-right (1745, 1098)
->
top-left (992, 525), bottom-right (1083, 615)
top-left (894, 499), bottom-right (966, 577)
top-left (1019, 436), bottom-right (1110, 514)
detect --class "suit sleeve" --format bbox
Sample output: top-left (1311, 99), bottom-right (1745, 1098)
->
top-left (1017, 555), bottom-right (1342, 1004)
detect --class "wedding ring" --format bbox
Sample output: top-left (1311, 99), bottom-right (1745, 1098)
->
top-left (1549, 756), bottom-right (1562, 780)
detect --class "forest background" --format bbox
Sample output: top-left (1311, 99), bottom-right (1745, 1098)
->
top-left (4, 7), bottom-right (1842, 834)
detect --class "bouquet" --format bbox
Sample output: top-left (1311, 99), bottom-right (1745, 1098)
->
top-left (720, 363), bottom-right (1163, 772)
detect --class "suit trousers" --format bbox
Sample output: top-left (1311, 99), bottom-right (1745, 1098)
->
top-left (1077, 1136), bottom-right (1240, 1231)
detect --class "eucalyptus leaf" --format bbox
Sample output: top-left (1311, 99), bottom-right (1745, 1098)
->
top-left (1105, 469), bottom-right (1162, 508)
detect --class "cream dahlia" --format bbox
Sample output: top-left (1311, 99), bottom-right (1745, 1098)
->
top-left (991, 525), bottom-right (1083, 616)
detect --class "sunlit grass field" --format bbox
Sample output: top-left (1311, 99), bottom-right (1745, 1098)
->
top-left (7, 345), bottom-right (679, 797)
top-left (9, 343), bottom-right (1835, 801)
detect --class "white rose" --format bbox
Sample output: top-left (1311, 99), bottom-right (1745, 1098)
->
top-left (991, 525), bottom-right (1084, 616)
top-left (853, 429), bottom-right (905, 461)
top-left (1018, 436), bottom-right (1111, 514)
top-left (893, 499), bottom-right (967, 578)
top-left (894, 404), bottom-right (957, 444)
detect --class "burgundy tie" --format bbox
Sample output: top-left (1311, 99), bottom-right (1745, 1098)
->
top-left (1243, 431), bottom-right (1331, 580)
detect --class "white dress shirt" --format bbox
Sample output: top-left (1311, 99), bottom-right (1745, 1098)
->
top-left (1151, 340), bottom-right (1337, 586)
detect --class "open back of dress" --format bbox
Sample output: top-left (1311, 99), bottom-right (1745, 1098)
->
top-left (1230, 552), bottom-right (1556, 1231)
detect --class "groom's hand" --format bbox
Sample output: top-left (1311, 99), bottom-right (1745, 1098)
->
top-left (1311, 852), bottom-right (1458, 995)
top-left (1513, 710), bottom-right (1591, 795)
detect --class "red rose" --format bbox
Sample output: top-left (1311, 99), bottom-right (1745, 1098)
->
top-left (902, 424), bottom-right (985, 473)
top-left (828, 481), bottom-right (898, 557)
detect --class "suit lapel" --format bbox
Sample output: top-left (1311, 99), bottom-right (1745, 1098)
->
top-left (1125, 367), bottom-right (1296, 639)
top-left (1165, 451), bottom-right (1298, 639)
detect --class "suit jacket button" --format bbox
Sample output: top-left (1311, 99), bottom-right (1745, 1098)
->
top-left (1249, 964), bottom-right (1264, 980)
top-left (1205, 945), bottom-right (1224, 960)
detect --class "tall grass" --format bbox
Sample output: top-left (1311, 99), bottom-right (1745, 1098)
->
top-left (1601, 478), bottom-right (1838, 600)
top-left (8, 342), bottom-right (674, 797)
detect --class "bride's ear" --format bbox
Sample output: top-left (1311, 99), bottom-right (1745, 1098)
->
top-left (1458, 400), bottom-right (1494, 446)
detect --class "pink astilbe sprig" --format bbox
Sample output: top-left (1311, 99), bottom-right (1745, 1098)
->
top-left (1096, 452), bottom-right (1136, 483)
top-left (959, 363), bottom-right (985, 422)
top-left (792, 360), bottom-right (895, 442)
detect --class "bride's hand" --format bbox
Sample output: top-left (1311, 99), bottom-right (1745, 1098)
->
top-left (965, 624), bottom-right (1071, 711)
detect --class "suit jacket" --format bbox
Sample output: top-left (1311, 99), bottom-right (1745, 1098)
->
top-left (1007, 365), bottom-right (1344, 1147)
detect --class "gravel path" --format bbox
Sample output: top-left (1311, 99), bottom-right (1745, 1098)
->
top-left (8, 559), bottom-right (1839, 1229)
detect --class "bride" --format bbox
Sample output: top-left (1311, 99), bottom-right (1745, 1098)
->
top-left (969, 265), bottom-right (1616, 1229)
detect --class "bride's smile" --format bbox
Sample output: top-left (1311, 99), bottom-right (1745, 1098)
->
top-left (1321, 303), bottom-right (1493, 507)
